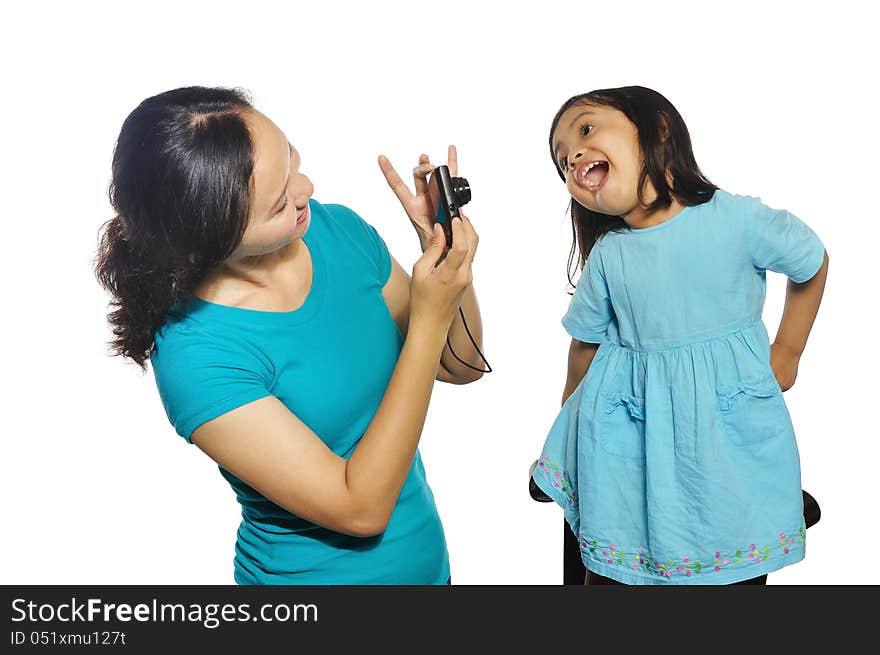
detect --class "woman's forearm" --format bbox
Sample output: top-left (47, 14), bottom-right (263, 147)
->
top-left (439, 283), bottom-right (485, 381)
top-left (774, 251), bottom-right (829, 356)
top-left (344, 317), bottom-right (447, 528)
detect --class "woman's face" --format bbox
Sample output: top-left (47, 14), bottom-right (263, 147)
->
top-left (551, 103), bottom-right (647, 217)
top-left (230, 110), bottom-right (314, 259)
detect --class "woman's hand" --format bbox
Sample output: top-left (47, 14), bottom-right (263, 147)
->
top-left (378, 145), bottom-right (459, 253)
top-left (770, 341), bottom-right (800, 391)
top-left (409, 212), bottom-right (478, 334)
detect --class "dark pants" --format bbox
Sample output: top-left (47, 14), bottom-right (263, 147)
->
top-left (585, 569), bottom-right (768, 585)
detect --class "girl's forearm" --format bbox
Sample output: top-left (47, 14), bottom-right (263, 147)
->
top-left (344, 318), bottom-right (447, 526)
top-left (562, 340), bottom-right (599, 406)
top-left (773, 251), bottom-right (829, 356)
top-left (439, 283), bottom-right (485, 381)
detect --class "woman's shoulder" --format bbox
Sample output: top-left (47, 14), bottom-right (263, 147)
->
top-left (309, 199), bottom-right (391, 282)
top-left (152, 306), bottom-right (246, 367)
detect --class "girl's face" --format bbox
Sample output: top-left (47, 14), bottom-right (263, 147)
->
top-left (551, 103), bottom-right (648, 217)
top-left (229, 110), bottom-right (314, 260)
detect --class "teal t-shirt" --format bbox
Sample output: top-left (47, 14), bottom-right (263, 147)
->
top-left (151, 199), bottom-right (450, 584)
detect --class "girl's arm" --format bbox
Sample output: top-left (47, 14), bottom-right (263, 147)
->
top-left (771, 250), bottom-right (829, 391)
top-left (562, 339), bottom-right (600, 406)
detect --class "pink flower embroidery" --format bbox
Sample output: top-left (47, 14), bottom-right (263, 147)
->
top-left (715, 552), bottom-right (721, 559)
top-left (665, 571), bottom-right (672, 578)
top-left (677, 566), bottom-right (683, 572)
top-left (750, 544), bottom-right (756, 551)
top-left (784, 547), bottom-right (790, 554)
top-left (602, 551), bottom-right (609, 556)
top-left (686, 571), bottom-right (692, 577)
top-left (610, 544), bottom-right (616, 550)
top-left (779, 532), bottom-right (786, 539)
top-left (722, 559), bottom-right (729, 565)
top-left (714, 565), bottom-right (721, 572)
top-left (683, 557), bottom-right (689, 563)
top-left (632, 563), bottom-right (639, 570)
top-left (607, 558), bottom-right (613, 564)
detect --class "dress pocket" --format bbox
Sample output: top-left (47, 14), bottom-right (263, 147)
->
top-left (597, 392), bottom-right (646, 459)
top-left (716, 372), bottom-right (788, 446)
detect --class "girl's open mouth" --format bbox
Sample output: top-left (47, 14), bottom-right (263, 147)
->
top-left (576, 160), bottom-right (609, 192)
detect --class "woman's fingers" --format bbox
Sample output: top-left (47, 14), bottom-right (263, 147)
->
top-left (447, 145), bottom-right (458, 176)
top-left (414, 223), bottom-right (447, 273)
top-left (457, 210), bottom-right (479, 265)
top-left (377, 154), bottom-right (413, 204)
top-left (413, 154), bottom-right (435, 196)
top-left (438, 217), bottom-right (470, 270)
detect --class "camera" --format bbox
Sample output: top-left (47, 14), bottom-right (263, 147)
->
top-left (428, 164), bottom-right (471, 246)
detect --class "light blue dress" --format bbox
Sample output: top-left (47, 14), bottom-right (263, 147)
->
top-left (532, 189), bottom-right (825, 584)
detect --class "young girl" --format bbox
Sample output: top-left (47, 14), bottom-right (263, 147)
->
top-left (531, 86), bottom-right (828, 585)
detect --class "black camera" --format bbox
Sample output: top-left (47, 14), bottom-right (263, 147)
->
top-left (428, 165), bottom-right (471, 246)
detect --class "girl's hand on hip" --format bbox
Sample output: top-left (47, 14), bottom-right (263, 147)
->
top-left (770, 341), bottom-right (800, 391)
top-left (378, 145), bottom-right (459, 253)
top-left (409, 211), bottom-right (478, 332)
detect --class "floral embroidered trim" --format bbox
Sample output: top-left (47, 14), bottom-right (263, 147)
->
top-left (579, 527), bottom-right (805, 579)
top-left (537, 454), bottom-right (577, 510)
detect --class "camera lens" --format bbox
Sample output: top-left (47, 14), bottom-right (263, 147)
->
top-left (451, 177), bottom-right (471, 206)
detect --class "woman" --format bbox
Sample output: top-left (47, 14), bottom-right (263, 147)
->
top-left (95, 86), bottom-right (484, 584)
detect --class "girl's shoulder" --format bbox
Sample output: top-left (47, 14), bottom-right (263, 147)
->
top-left (703, 188), bottom-right (767, 214)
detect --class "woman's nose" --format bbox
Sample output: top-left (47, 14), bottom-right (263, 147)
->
top-left (294, 175), bottom-right (314, 205)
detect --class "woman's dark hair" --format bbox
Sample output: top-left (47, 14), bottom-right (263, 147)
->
top-left (548, 85), bottom-right (717, 287)
top-left (94, 86), bottom-right (255, 368)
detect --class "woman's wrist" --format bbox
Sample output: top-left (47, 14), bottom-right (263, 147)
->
top-left (405, 315), bottom-right (449, 357)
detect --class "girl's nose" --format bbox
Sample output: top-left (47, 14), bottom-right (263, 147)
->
top-left (568, 151), bottom-right (584, 170)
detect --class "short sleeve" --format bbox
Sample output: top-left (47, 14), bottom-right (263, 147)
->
top-left (323, 203), bottom-right (392, 284)
top-left (151, 328), bottom-right (271, 443)
top-left (561, 245), bottom-right (614, 343)
top-left (746, 196), bottom-right (825, 283)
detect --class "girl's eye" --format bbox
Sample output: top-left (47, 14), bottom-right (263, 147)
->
top-left (276, 200), bottom-right (288, 215)
top-left (580, 124), bottom-right (593, 137)
top-left (559, 156), bottom-right (568, 172)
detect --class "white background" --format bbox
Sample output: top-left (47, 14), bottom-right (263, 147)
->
top-left (2, 0), bottom-right (876, 584)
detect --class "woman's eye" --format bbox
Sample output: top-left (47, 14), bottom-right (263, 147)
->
top-left (580, 124), bottom-right (593, 137)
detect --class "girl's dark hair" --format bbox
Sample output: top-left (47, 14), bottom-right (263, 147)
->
top-left (94, 86), bottom-right (255, 368)
top-left (548, 86), bottom-right (717, 287)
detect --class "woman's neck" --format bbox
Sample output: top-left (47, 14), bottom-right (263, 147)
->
top-left (195, 239), bottom-right (309, 306)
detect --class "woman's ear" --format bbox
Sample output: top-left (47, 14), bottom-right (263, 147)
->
top-left (658, 112), bottom-right (671, 143)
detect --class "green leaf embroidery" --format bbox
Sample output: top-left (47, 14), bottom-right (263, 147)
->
top-left (695, 562), bottom-right (702, 574)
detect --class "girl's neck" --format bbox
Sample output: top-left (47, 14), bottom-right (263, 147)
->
top-left (623, 198), bottom-right (687, 230)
